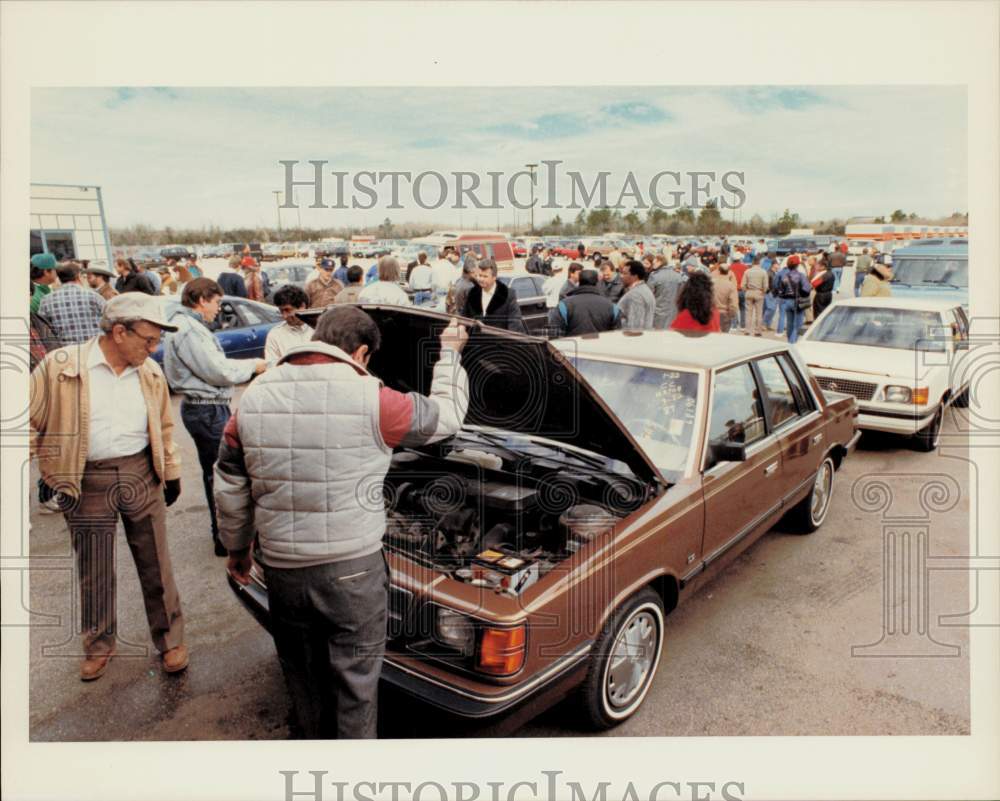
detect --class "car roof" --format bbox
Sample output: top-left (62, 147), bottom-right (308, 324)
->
top-left (829, 297), bottom-right (960, 312)
top-left (551, 330), bottom-right (788, 370)
top-left (892, 242), bottom-right (968, 256)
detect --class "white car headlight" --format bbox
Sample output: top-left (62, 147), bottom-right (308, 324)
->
top-left (883, 385), bottom-right (913, 403)
top-left (435, 608), bottom-right (476, 656)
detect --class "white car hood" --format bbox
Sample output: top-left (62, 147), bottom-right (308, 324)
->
top-left (797, 340), bottom-right (930, 382)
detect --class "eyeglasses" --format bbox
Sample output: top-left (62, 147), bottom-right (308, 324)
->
top-left (123, 325), bottom-right (161, 349)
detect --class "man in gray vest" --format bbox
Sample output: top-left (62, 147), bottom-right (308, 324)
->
top-left (215, 307), bottom-right (469, 739)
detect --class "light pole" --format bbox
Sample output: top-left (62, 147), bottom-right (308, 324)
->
top-left (525, 163), bottom-right (538, 233)
top-left (273, 190), bottom-right (282, 234)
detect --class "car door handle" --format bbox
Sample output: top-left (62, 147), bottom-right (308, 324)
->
top-left (764, 462), bottom-right (778, 476)
top-left (811, 433), bottom-right (824, 445)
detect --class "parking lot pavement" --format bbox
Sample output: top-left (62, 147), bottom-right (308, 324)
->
top-left (27, 391), bottom-right (971, 741)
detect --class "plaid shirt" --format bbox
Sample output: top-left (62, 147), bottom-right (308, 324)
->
top-left (37, 284), bottom-right (106, 347)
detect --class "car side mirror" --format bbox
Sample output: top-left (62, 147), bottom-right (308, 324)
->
top-left (710, 441), bottom-right (748, 464)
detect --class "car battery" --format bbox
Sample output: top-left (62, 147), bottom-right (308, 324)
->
top-left (471, 548), bottom-right (539, 594)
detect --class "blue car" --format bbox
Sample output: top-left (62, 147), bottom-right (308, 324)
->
top-left (150, 295), bottom-right (282, 366)
top-left (888, 240), bottom-right (968, 309)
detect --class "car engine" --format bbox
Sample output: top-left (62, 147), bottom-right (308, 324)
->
top-left (383, 449), bottom-right (624, 594)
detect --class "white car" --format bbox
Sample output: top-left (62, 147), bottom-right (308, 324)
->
top-left (796, 297), bottom-right (971, 451)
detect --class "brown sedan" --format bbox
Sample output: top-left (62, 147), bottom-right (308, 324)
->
top-left (229, 308), bottom-right (860, 730)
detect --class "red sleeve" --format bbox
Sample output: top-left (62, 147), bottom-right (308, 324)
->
top-left (223, 410), bottom-right (241, 448)
top-left (379, 386), bottom-right (415, 448)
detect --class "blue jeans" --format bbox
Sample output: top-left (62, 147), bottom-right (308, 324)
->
top-left (180, 401), bottom-right (231, 539)
top-left (763, 293), bottom-right (779, 329)
top-left (781, 298), bottom-right (805, 344)
top-left (738, 290), bottom-right (746, 328)
top-left (832, 267), bottom-right (843, 291)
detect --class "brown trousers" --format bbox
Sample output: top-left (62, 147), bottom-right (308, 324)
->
top-left (64, 450), bottom-right (184, 657)
top-left (745, 290), bottom-right (765, 334)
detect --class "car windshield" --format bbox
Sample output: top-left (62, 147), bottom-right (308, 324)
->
top-left (808, 306), bottom-right (948, 352)
top-left (890, 257), bottom-right (968, 288)
top-left (572, 358), bottom-right (699, 482)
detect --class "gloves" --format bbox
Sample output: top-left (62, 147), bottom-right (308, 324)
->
top-left (164, 479), bottom-right (181, 507)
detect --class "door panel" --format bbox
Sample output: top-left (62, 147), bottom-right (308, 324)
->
top-left (701, 363), bottom-right (783, 560)
top-left (754, 354), bottom-right (822, 506)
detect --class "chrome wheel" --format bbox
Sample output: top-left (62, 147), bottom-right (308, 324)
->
top-left (810, 458), bottom-right (834, 526)
top-left (605, 609), bottom-right (658, 710)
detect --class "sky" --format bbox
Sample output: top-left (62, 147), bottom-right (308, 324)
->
top-left (31, 86), bottom-right (967, 231)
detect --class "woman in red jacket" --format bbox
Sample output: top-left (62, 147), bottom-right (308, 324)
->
top-left (669, 272), bottom-right (721, 333)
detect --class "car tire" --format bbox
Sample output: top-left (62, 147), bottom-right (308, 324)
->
top-left (580, 588), bottom-right (664, 730)
top-left (788, 455), bottom-right (836, 534)
top-left (914, 407), bottom-right (943, 452)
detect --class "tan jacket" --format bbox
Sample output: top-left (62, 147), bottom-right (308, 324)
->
top-left (334, 284), bottom-right (364, 304)
top-left (29, 338), bottom-right (181, 498)
top-left (742, 265), bottom-right (769, 296)
top-left (859, 274), bottom-right (891, 298)
top-left (306, 275), bottom-right (345, 308)
top-left (712, 272), bottom-right (740, 317)
top-left (96, 282), bottom-right (118, 301)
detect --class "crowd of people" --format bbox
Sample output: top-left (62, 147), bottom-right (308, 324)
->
top-left (26, 231), bottom-right (896, 738)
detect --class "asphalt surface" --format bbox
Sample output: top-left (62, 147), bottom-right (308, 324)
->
top-left (27, 363), bottom-right (972, 741)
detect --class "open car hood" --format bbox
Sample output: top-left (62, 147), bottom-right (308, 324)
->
top-left (297, 305), bottom-right (662, 484)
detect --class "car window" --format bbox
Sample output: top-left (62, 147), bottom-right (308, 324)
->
top-left (217, 302), bottom-right (242, 330)
top-left (572, 359), bottom-right (699, 482)
top-left (708, 364), bottom-right (766, 450)
top-left (807, 306), bottom-right (948, 352)
top-left (512, 277), bottom-right (536, 298)
top-left (754, 356), bottom-right (800, 428)
top-left (777, 353), bottom-right (815, 413)
top-left (235, 302), bottom-right (268, 327)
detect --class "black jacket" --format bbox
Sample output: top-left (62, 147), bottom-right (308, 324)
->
top-left (525, 255), bottom-right (552, 277)
top-left (115, 271), bottom-right (156, 295)
top-left (555, 285), bottom-right (621, 337)
top-left (461, 279), bottom-right (525, 333)
top-left (598, 274), bottom-right (625, 303)
top-left (812, 270), bottom-right (836, 317)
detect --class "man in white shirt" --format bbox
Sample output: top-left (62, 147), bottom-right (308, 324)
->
top-left (30, 293), bottom-right (187, 681)
top-left (542, 263), bottom-right (566, 309)
top-left (430, 248), bottom-right (461, 300)
top-left (408, 252), bottom-right (434, 305)
top-left (265, 285), bottom-right (314, 365)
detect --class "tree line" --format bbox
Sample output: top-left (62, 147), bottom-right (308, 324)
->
top-left (109, 208), bottom-right (969, 246)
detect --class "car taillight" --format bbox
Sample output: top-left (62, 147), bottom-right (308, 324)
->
top-left (477, 626), bottom-right (526, 676)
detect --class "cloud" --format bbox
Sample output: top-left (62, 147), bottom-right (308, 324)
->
top-left (31, 86), bottom-right (966, 228)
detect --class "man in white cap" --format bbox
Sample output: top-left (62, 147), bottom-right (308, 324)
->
top-left (30, 293), bottom-right (188, 681)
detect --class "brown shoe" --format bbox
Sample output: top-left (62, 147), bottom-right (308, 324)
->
top-left (80, 650), bottom-right (114, 682)
top-left (162, 645), bottom-right (189, 674)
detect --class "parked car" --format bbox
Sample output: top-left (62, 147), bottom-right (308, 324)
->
top-left (497, 272), bottom-right (551, 335)
top-left (796, 297), bottom-right (971, 451)
top-left (160, 245), bottom-right (196, 261)
top-left (263, 261), bottom-right (314, 301)
top-left (886, 241), bottom-right (968, 309)
top-left (411, 232), bottom-right (516, 271)
top-left (771, 237), bottom-right (818, 256)
top-left (227, 311), bottom-right (859, 730)
top-left (149, 295), bottom-right (282, 366)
